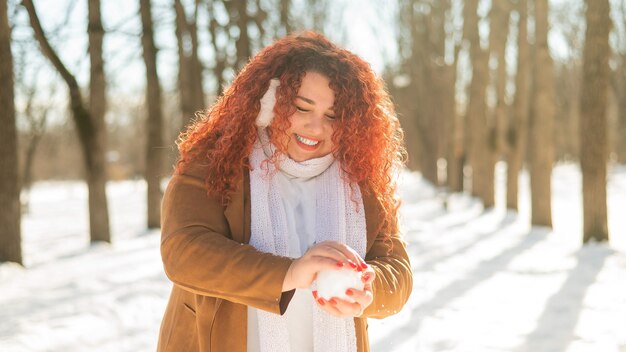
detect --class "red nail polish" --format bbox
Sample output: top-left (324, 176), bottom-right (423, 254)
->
top-left (346, 289), bottom-right (353, 296)
top-left (336, 262), bottom-right (344, 268)
top-left (312, 291), bottom-right (318, 299)
top-left (362, 273), bottom-right (370, 282)
top-left (317, 298), bottom-right (325, 305)
top-left (348, 261), bottom-right (358, 269)
top-left (329, 299), bottom-right (337, 305)
top-left (361, 262), bottom-right (368, 270)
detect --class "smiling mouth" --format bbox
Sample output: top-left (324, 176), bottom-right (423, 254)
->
top-left (294, 134), bottom-right (320, 150)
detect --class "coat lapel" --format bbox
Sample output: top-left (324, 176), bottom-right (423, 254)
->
top-left (223, 169), bottom-right (252, 245)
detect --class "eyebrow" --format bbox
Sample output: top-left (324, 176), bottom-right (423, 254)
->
top-left (296, 95), bottom-right (315, 105)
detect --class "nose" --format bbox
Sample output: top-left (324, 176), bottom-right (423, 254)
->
top-left (304, 112), bottom-right (325, 135)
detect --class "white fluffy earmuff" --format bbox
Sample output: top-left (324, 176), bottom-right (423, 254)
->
top-left (255, 78), bottom-right (281, 128)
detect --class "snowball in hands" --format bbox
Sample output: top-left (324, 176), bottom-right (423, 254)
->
top-left (315, 268), bottom-right (364, 302)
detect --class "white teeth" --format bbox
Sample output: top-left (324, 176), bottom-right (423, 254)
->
top-left (295, 134), bottom-right (319, 146)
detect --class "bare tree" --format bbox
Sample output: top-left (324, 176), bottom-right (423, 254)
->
top-left (87, 0), bottom-right (111, 242)
top-left (280, 0), bottom-right (292, 35)
top-left (207, 0), bottom-right (230, 96)
top-left (0, 0), bottom-right (22, 264)
top-left (391, 0), bottom-right (439, 184)
top-left (20, 78), bottom-right (50, 203)
top-left (414, 3), bottom-right (439, 184)
top-left (433, 1), bottom-right (463, 193)
top-left (506, 0), bottom-right (530, 210)
top-left (615, 0), bottom-right (626, 164)
top-left (464, 0), bottom-right (490, 203)
top-left (305, 0), bottom-right (330, 32)
top-left (23, 0), bottom-right (111, 242)
top-left (527, 0), bottom-right (556, 226)
top-left (175, 0), bottom-right (205, 130)
top-left (488, 1), bottom-right (512, 208)
top-left (552, 3), bottom-right (584, 161)
top-left (490, 2), bottom-right (512, 156)
top-left (225, 0), bottom-right (252, 70)
top-left (429, 0), bottom-right (458, 191)
top-left (390, 0), bottom-right (456, 186)
top-left (580, 0), bottom-right (611, 242)
top-left (446, 44), bottom-right (464, 193)
top-left (617, 63), bottom-right (626, 164)
top-left (140, 0), bottom-right (165, 229)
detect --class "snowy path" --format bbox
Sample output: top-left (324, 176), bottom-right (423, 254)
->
top-left (1, 164), bottom-right (626, 351)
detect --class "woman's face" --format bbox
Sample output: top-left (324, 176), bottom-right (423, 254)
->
top-left (277, 71), bottom-right (337, 162)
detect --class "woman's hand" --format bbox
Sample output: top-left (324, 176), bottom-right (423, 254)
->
top-left (282, 241), bottom-right (366, 292)
top-left (313, 265), bottom-right (376, 318)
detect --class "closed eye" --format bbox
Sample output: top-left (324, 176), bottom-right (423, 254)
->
top-left (325, 114), bottom-right (336, 120)
top-left (296, 106), bottom-right (311, 113)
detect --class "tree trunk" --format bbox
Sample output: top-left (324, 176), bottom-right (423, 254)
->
top-left (208, 0), bottom-right (228, 96)
top-left (506, 0), bottom-right (530, 210)
top-left (87, 0), bottom-right (111, 243)
top-left (233, 0), bottom-right (251, 70)
top-left (23, 0), bottom-right (111, 243)
top-left (431, 0), bottom-right (453, 188)
top-left (446, 43), bottom-right (464, 193)
top-left (190, 1), bottom-right (204, 114)
top-left (21, 84), bottom-right (48, 194)
top-left (0, 0), bottom-right (22, 265)
top-left (528, 0), bottom-right (555, 226)
top-left (464, 0), bottom-right (490, 202)
top-left (21, 108), bottom-right (48, 213)
top-left (488, 1), bottom-right (511, 208)
top-left (140, 0), bottom-right (165, 229)
top-left (411, 6), bottom-right (438, 185)
top-left (490, 2), bottom-right (511, 159)
top-left (580, 0), bottom-right (610, 242)
top-left (616, 55), bottom-right (626, 164)
top-left (280, 0), bottom-right (292, 35)
top-left (175, 0), bottom-right (205, 130)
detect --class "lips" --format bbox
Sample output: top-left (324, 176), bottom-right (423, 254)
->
top-left (294, 133), bottom-right (320, 151)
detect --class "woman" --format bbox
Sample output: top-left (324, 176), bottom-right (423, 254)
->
top-left (157, 32), bottom-right (412, 352)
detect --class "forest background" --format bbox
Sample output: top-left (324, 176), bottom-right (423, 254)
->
top-left (0, 0), bottom-right (623, 263)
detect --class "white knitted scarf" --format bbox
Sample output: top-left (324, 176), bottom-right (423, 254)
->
top-left (248, 126), bottom-right (367, 352)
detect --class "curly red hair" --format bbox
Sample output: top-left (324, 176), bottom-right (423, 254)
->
top-left (176, 31), bottom-right (405, 235)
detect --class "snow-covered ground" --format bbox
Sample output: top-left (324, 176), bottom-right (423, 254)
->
top-left (1, 163), bottom-right (626, 352)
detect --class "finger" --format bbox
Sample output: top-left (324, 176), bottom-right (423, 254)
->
top-left (316, 242), bottom-right (366, 271)
top-left (330, 297), bottom-right (363, 317)
top-left (308, 255), bottom-right (350, 271)
top-left (315, 297), bottom-right (345, 317)
top-left (307, 243), bottom-right (351, 264)
top-left (345, 288), bottom-right (373, 307)
top-left (320, 298), bottom-right (353, 318)
top-left (361, 267), bottom-right (376, 284)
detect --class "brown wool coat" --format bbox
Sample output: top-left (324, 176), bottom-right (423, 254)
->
top-left (157, 161), bottom-right (413, 352)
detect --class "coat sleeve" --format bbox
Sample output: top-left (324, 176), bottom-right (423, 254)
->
top-left (361, 193), bottom-right (413, 319)
top-left (159, 167), bottom-right (295, 315)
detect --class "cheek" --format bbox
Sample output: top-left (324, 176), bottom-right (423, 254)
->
top-left (327, 124), bottom-right (336, 142)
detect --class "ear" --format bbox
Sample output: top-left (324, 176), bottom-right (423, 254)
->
top-left (255, 79), bottom-right (280, 128)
